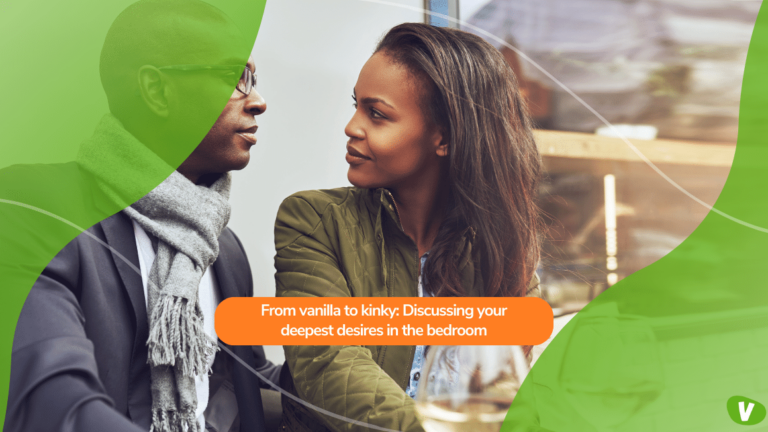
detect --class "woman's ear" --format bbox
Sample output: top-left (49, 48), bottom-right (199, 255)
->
top-left (436, 139), bottom-right (449, 157)
top-left (431, 126), bottom-right (449, 157)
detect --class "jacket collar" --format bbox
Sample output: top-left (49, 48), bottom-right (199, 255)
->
top-left (102, 212), bottom-right (246, 302)
top-left (371, 189), bottom-right (392, 290)
top-left (379, 188), bottom-right (403, 230)
top-left (368, 188), bottom-right (481, 296)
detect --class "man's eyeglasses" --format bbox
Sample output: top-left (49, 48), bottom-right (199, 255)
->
top-left (157, 64), bottom-right (257, 96)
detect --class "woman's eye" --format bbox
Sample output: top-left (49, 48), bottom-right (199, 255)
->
top-left (370, 109), bottom-right (384, 119)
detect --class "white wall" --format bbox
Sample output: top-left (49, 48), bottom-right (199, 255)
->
top-left (228, 0), bottom-right (423, 363)
top-left (460, 0), bottom-right (492, 20)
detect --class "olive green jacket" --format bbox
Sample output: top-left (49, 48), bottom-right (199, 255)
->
top-left (274, 187), bottom-right (540, 432)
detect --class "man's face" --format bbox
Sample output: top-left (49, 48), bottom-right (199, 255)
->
top-left (154, 17), bottom-right (266, 182)
top-left (177, 56), bottom-right (266, 180)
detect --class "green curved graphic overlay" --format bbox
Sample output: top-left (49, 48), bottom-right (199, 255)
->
top-left (504, 3), bottom-right (768, 431)
top-left (0, 0), bottom-right (266, 424)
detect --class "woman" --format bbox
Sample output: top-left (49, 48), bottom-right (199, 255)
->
top-left (274, 23), bottom-right (542, 432)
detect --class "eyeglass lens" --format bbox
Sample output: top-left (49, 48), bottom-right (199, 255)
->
top-left (237, 67), bottom-right (256, 95)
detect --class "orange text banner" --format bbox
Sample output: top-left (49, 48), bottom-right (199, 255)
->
top-left (216, 297), bottom-right (553, 345)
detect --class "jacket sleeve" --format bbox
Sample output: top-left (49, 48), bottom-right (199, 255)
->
top-left (5, 238), bottom-right (144, 432)
top-left (274, 195), bottom-right (424, 432)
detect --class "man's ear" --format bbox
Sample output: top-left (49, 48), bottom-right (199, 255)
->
top-left (137, 65), bottom-right (170, 118)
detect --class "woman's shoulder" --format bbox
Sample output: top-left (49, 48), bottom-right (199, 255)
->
top-left (276, 187), bottom-right (374, 225)
top-left (275, 187), bottom-right (376, 250)
top-left (282, 186), bottom-right (354, 208)
top-left (279, 186), bottom-right (364, 212)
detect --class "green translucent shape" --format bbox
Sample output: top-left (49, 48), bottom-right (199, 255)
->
top-left (726, 396), bottom-right (766, 425)
top-left (0, 0), bottom-right (266, 424)
top-left (504, 3), bottom-right (768, 432)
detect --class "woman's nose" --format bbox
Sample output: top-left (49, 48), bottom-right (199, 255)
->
top-left (344, 111), bottom-right (364, 140)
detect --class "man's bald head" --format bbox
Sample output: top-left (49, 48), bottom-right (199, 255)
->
top-left (100, 0), bottom-right (246, 120)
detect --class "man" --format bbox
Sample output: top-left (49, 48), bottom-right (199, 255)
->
top-left (3, 1), bottom-right (279, 431)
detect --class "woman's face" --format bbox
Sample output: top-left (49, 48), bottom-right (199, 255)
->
top-left (344, 52), bottom-right (446, 190)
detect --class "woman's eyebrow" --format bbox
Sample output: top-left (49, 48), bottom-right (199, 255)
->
top-left (361, 97), bottom-right (394, 109)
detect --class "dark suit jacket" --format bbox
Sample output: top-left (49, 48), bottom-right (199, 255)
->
top-left (5, 207), bottom-right (279, 431)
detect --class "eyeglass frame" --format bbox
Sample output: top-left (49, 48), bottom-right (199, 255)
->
top-left (156, 64), bottom-right (257, 96)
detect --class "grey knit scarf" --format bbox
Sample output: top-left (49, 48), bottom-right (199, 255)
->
top-left (77, 114), bottom-right (232, 432)
top-left (125, 171), bottom-right (231, 432)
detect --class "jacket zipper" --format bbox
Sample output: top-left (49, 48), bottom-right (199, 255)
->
top-left (383, 189), bottom-right (405, 232)
top-left (383, 189), bottom-right (421, 390)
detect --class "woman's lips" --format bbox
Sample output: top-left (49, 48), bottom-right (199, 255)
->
top-left (345, 153), bottom-right (368, 165)
top-left (346, 145), bottom-right (370, 165)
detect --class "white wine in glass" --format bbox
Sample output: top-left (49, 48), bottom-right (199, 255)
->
top-left (415, 346), bottom-right (529, 432)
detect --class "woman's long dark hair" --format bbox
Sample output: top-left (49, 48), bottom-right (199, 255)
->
top-left (376, 23), bottom-right (541, 298)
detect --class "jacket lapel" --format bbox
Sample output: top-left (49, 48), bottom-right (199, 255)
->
top-left (213, 228), bottom-right (254, 299)
top-left (100, 211), bottom-right (146, 323)
top-left (213, 231), bottom-right (240, 300)
top-left (100, 211), bottom-right (152, 428)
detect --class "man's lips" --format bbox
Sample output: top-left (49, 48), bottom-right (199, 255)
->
top-left (237, 125), bottom-right (258, 145)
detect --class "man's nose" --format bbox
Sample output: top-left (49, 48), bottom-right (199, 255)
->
top-left (245, 89), bottom-right (266, 115)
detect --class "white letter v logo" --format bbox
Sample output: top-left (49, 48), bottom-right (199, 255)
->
top-left (740, 401), bottom-right (755, 422)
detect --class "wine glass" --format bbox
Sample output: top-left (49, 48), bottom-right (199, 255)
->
top-left (559, 314), bottom-right (664, 430)
top-left (415, 346), bottom-right (530, 432)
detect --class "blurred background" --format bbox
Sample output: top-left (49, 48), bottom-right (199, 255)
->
top-left (462, 0), bottom-right (757, 317)
top-left (233, 0), bottom-right (759, 362)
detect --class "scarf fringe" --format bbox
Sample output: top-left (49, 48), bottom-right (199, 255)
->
top-left (149, 408), bottom-right (202, 432)
top-left (147, 295), bottom-right (218, 377)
